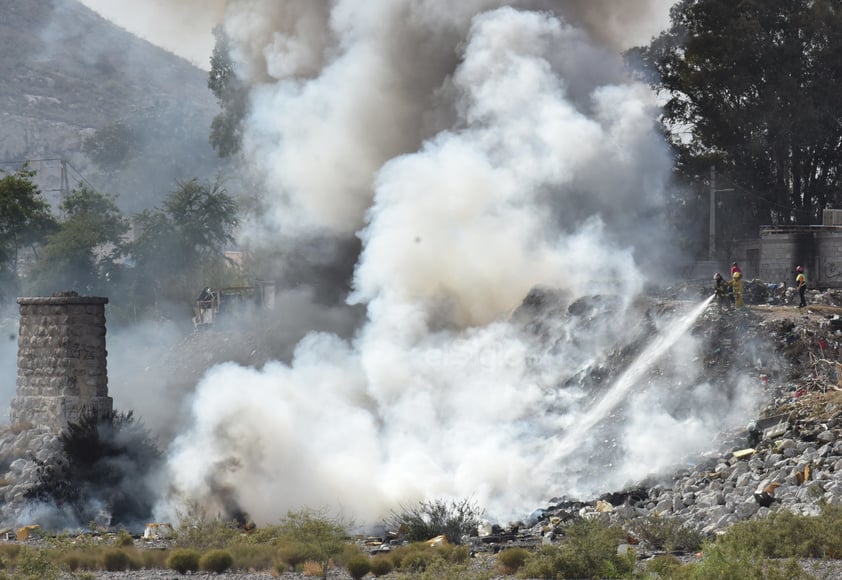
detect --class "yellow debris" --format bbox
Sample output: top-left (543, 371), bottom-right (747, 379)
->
top-left (733, 448), bottom-right (757, 459)
top-left (424, 534), bottom-right (447, 547)
top-left (15, 525), bottom-right (40, 541)
top-left (595, 500), bottom-right (614, 513)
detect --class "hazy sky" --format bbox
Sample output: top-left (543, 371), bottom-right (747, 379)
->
top-left (78, 0), bottom-right (672, 69)
top-left (78, 0), bottom-right (228, 69)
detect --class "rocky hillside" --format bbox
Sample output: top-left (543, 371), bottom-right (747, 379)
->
top-left (0, 0), bottom-right (228, 213)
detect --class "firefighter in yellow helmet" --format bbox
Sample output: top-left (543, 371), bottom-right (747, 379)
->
top-left (796, 266), bottom-right (807, 308)
top-left (731, 262), bottom-right (745, 309)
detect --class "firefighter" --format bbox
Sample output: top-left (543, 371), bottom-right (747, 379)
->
top-left (732, 266), bottom-right (745, 309)
top-left (713, 272), bottom-right (732, 309)
top-left (796, 266), bottom-right (807, 308)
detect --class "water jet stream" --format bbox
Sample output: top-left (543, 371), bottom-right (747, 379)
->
top-left (544, 295), bottom-right (715, 466)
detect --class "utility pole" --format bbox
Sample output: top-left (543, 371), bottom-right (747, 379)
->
top-left (709, 166), bottom-right (716, 260)
top-left (709, 166), bottom-right (735, 261)
top-left (60, 159), bottom-right (69, 218)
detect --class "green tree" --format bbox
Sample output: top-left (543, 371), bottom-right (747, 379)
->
top-left (208, 25), bottom-right (248, 158)
top-left (129, 176), bottom-right (239, 317)
top-left (0, 165), bottom-right (56, 286)
top-left (629, 0), bottom-right (842, 228)
top-left (27, 186), bottom-right (127, 295)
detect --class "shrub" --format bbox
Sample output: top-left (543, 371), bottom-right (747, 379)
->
top-left (13, 547), bottom-right (60, 580)
top-left (174, 501), bottom-right (241, 550)
top-left (673, 541), bottom-right (809, 579)
top-left (370, 555), bottom-right (394, 576)
top-left (519, 519), bottom-right (634, 580)
top-left (0, 543), bottom-right (21, 563)
top-left (301, 560), bottom-right (323, 576)
top-left (401, 551), bottom-right (433, 572)
top-left (102, 548), bottom-right (129, 571)
top-left (166, 548), bottom-right (200, 573)
top-left (712, 505), bottom-right (842, 559)
top-left (276, 509), bottom-right (349, 580)
top-left (411, 557), bottom-right (473, 580)
top-left (645, 554), bottom-right (682, 578)
top-left (385, 498), bottom-right (482, 544)
top-left (497, 546), bottom-right (529, 574)
top-left (140, 549), bottom-right (168, 569)
top-left (384, 541), bottom-right (466, 571)
top-left (278, 540), bottom-right (314, 568)
top-left (239, 523), bottom-right (283, 545)
top-left (633, 515), bottom-right (704, 552)
top-left (114, 529), bottom-right (134, 547)
top-left (336, 543), bottom-right (364, 567)
top-left (436, 544), bottom-right (469, 564)
top-left (60, 553), bottom-right (81, 572)
top-left (345, 554), bottom-right (371, 579)
top-left (386, 543), bottom-right (422, 569)
top-left (59, 548), bottom-right (98, 571)
top-left (200, 549), bottom-right (234, 573)
top-left (226, 543), bottom-right (276, 570)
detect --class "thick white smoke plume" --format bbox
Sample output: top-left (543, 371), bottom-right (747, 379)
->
top-left (154, 1), bottom-right (762, 528)
top-left (78, 0), bottom-right (672, 70)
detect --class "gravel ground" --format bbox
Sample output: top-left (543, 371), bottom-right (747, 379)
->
top-left (60, 574), bottom-right (282, 580)
top-left (58, 571), bottom-right (355, 580)
top-left (45, 553), bottom-right (842, 579)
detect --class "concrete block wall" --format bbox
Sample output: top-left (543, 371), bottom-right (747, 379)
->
top-left (746, 229), bottom-right (842, 289)
top-left (757, 233), bottom-right (799, 286)
top-left (818, 233), bottom-right (842, 287)
top-left (11, 293), bottom-right (113, 431)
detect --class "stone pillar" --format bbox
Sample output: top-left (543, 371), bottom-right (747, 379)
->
top-left (10, 292), bottom-right (113, 431)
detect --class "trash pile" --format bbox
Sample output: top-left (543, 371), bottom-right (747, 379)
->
top-left (469, 282), bottom-right (842, 558)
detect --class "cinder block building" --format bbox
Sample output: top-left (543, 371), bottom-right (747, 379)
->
top-left (731, 210), bottom-right (842, 288)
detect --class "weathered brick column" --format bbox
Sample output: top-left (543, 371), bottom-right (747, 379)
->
top-left (10, 292), bottom-right (113, 431)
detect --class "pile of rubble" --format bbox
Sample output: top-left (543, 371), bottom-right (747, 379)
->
top-left (473, 282), bottom-right (842, 557)
top-left (0, 425), bottom-right (61, 526)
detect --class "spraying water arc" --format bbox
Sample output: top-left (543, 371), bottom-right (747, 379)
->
top-left (543, 295), bottom-right (716, 468)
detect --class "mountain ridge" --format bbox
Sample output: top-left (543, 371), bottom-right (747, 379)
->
top-left (0, 0), bottom-right (226, 212)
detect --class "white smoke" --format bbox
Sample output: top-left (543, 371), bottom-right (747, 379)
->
top-left (153, 3), bottom-right (763, 528)
top-left (76, 0), bottom-right (673, 71)
top-left (0, 319), bottom-right (17, 420)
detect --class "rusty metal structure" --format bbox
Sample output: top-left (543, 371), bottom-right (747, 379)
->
top-left (192, 280), bottom-right (275, 329)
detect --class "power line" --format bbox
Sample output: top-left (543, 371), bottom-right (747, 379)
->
top-left (715, 175), bottom-right (816, 216)
top-left (0, 157), bottom-right (97, 192)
